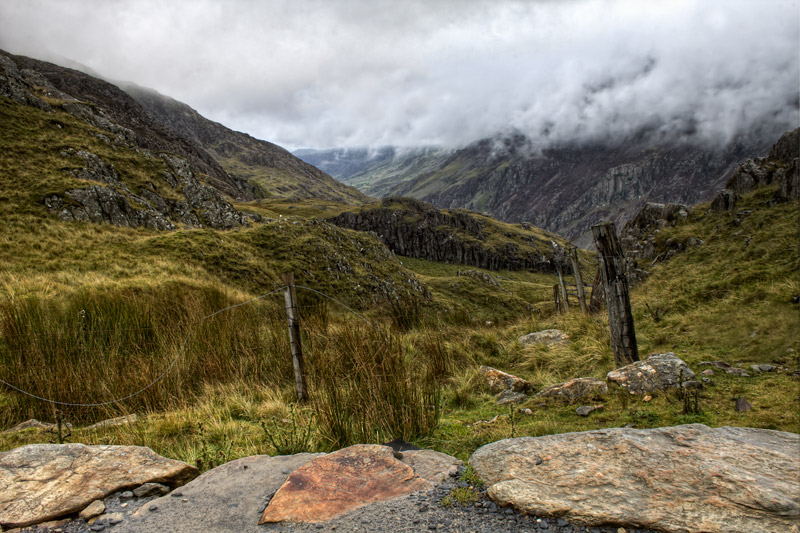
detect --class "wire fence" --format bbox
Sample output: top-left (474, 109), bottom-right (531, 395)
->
top-left (0, 284), bottom-right (382, 409)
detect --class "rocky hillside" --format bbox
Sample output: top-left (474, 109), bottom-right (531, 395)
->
top-left (315, 131), bottom-right (780, 247)
top-left (620, 127), bottom-right (799, 270)
top-left (0, 50), bottom-right (259, 230)
top-left (123, 84), bottom-right (369, 205)
top-left (328, 197), bottom-right (577, 273)
top-left (0, 50), bottom-right (254, 202)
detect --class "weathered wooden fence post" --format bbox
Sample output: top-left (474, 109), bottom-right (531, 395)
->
top-left (591, 222), bottom-right (639, 367)
top-left (568, 245), bottom-right (588, 315)
top-left (556, 266), bottom-right (570, 313)
top-left (553, 285), bottom-right (561, 313)
top-left (282, 272), bottom-right (308, 402)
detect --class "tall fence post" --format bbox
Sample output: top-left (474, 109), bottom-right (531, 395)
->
top-left (282, 272), bottom-right (308, 402)
top-left (591, 222), bottom-right (639, 367)
top-left (568, 245), bottom-right (588, 315)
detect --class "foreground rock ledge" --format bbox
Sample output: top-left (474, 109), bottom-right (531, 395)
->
top-left (469, 424), bottom-right (800, 533)
top-left (0, 443), bottom-right (198, 529)
top-left (259, 444), bottom-right (433, 523)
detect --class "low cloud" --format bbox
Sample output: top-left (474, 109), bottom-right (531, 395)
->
top-left (1, 0), bottom-right (797, 149)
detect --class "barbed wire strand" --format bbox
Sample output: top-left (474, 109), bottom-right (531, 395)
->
top-left (294, 285), bottom-right (391, 342)
top-left (0, 287), bottom-right (286, 407)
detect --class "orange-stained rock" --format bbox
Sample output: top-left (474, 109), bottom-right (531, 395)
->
top-left (259, 444), bottom-right (431, 523)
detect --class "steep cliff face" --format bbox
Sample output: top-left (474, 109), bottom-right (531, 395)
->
top-left (328, 197), bottom-right (573, 273)
top-left (123, 85), bottom-right (369, 205)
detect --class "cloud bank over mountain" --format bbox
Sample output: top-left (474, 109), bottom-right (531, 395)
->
top-left (1, 0), bottom-right (797, 149)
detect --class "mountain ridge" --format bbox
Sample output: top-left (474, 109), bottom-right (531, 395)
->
top-left (302, 130), bottom-right (783, 247)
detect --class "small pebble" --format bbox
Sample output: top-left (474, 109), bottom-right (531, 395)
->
top-left (148, 504), bottom-right (158, 512)
top-left (557, 518), bottom-right (569, 527)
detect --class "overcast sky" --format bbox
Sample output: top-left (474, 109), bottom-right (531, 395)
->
top-left (1, 0), bottom-right (798, 150)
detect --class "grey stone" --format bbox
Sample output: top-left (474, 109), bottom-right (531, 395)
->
top-left (470, 424), bottom-right (800, 533)
top-left (735, 397), bottom-right (752, 412)
top-left (537, 377), bottom-right (607, 403)
top-left (575, 406), bottom-right (600, 417)
top-left (133, 483), bottom-right (170, 498)
top-left (726, 367), bottom-right (751, 377)
top-left (606, 353), bottom-right (695, 394)
top-left (495, 390), bottom-right (528, 405)
top-left (518, 329), bottom-right (569, 347)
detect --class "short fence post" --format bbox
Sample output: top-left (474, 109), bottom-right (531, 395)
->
top-left (591, 222), bottom-right (639, 367)
top-left (553, 285), bottom-right (561, 313)
top-left (568, 246), bottom-right (588, 315)
top-left (282, 272), bottom-right (308, 402)
top-left (557, 266), bottom-right (570, 313)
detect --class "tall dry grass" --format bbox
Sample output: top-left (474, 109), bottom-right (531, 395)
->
top-left (0, 282), bottom-right (451, 448)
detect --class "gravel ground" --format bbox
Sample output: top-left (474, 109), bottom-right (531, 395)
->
top-left (17, 480), bottom-right (659, 533)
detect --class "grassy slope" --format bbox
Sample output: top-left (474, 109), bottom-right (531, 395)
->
top-left (0, 92), bottom-right (796, 468)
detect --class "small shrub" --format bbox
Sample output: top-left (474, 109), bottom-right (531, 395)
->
top-left (261, 404), bottom-right (316, 455)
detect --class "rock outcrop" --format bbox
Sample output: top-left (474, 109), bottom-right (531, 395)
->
top-left (470, 424), bottom-right (800, 533)
top-left (606, 352), bottom-right (695, 394)
top-left (328, 197), bottom-right (569, 273)
top-left (43, 151), bottom-right (252, 230)
top-left (712, 128), bottom-right (799, 210)
top-left (0, 443), bottom-right (198, 529)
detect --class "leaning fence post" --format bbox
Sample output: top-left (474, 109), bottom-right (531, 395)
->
top-left (568, 245), bottom-right (588, 315)
top-left (591, 222), bottom-right (639, 367)
top-left (282, 272), bottom-right (308, 402)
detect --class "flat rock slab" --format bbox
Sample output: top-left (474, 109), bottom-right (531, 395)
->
top-left (470, 424), bottom-right (800, 533)
top-left (607, 352), bottom-right (695, 394)
top-left (260, 444), bottom-right (432, 523)
top-left (117, 454), bottom-right (322, 533)
top-left (0, 443), bottom-right (198, 529)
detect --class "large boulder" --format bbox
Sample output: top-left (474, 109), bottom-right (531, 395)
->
top-left (478, 365), bottom-right (533, 394)
top-left (259, 444), bottom-right (433, 523)
top-left (536, 377), bottom-right (608, 402)
top-left (606, 352), bottom-right (694, 394)
top-left (0, 444), bottom-right (198, 529)
top-left (470, 424), bottom-right (800, 533)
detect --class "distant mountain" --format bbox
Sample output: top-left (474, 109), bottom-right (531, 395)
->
top-left (123, 85), bottom-right (369, 205)
top-left (312, 131), bottom-right (780, 246)
top-left (295, 146), bottom-right (449, 199)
